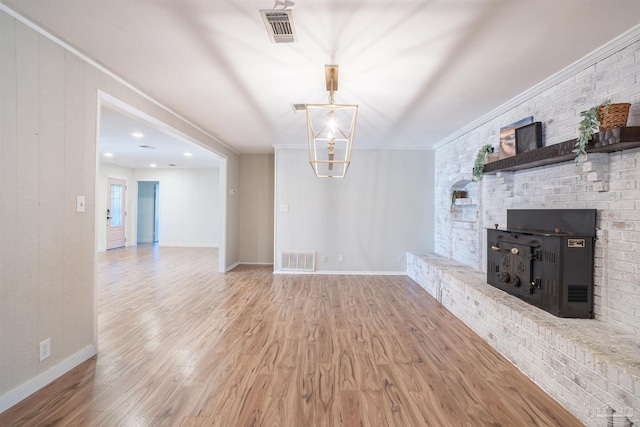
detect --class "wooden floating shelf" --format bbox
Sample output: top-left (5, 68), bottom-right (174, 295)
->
top-left (483, 126), bottom-right (640, 175)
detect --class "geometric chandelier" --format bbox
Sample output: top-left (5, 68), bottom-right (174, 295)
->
top-left (306, 65), bottom-right (358, 178)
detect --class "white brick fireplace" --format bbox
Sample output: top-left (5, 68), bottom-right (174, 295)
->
top-left (413, 35), bottom-right (640, 426)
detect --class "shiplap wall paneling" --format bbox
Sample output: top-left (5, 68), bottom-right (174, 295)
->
top-left (37, 36), bottom-right (66, 370)
top-left (0, 11), bottom-right (19, 392)
top-left (14, 20), bottom-right (41, 385)
top-left (65, 51), bottom-right (90, 352)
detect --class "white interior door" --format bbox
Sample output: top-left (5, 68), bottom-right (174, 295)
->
top-left (107, 178), bottom-right (126, 250)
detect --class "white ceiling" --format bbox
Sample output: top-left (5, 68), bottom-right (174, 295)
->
top-left (5, 0), bottom-right (640, 153)
top-left (99, 106), bottom-right (221, 169)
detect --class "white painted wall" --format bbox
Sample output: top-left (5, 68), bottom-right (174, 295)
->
top-left (97, 164), bottom-right (221, 250)
top-left (0, 8), bottom-right (240, 412)
top-left (275, 149), bottom-right (434, 273)
top-left (135, 168), bottom-right (220, 248)
top-left (137, 181), bottom-right (157, 243)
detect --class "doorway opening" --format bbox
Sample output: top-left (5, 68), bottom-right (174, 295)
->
top-left (106, 177), bottom-right (127, 250)
top-left (96, 91), bottom-right (228, 272)
top-left (137, 181), bottom-right (159, 244)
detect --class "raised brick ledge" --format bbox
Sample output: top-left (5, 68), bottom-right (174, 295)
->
top-left (407, 252), bottom-right (640, 427)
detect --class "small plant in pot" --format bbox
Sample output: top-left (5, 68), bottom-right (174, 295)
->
top-left (574, 101), bottom-right (631, 168)
top-left (472, 144), bottom-right (495, 182)
top-left (451, 190), bottom-right (467, 208)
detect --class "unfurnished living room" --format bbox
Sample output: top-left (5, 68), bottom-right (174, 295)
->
top-left (1, 1), bottom-right (640, 426)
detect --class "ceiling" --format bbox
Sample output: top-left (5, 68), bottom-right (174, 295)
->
top-left (5, 0), bottom-right (640, 154)
top-left (99, 106), bottom-right (221, 169)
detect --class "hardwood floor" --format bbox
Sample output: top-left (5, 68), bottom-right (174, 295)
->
top-left (0, 246), bottom-right (583, 426)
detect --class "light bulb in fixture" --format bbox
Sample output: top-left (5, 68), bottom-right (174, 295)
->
top-left (104, 152), bottom-right (114, 157)
top-left (132, 132), bottom-right (144, 138)
top-left (306, 64), bottom-right (357, 178)
top-left (328, 117), bottom-right (336, 136)
top-left (150, 163), bottom-right (157, 168)
top-left (184, 152), bottom-right (192, 157)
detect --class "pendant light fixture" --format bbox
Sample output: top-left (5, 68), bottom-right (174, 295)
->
top-left (306, 65), bottom-right (358, 178)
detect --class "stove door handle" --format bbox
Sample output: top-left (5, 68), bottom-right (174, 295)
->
top-left (491, 245), bottom-right (500, 252)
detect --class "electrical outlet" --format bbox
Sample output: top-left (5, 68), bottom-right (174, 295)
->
top-left (322, 256), bottom-right (328, 263)
top-left (338, 254), bottom-right (344, 262)
top-left (40, 338), bottom-right (51, 362)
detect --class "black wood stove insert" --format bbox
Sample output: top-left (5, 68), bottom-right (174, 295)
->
top-left (486, 209), bottom-right (596, 318)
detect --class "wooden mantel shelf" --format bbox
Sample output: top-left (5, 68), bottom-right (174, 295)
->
top-left (483, 126), bottom-right (640, 175)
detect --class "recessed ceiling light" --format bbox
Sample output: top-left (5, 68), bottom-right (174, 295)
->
top-left (132, 132), bottom-right (144, 138)
top-left (168, 164), bottom-right (177, 167)
top-left (150, 163), bottom-right (157, 168)
top-left (184, 152), bottom-right (192, 157)
top-left (104, 152), bottom-right (114, 157)
top-left (139, 145), bottom-right (155, 149)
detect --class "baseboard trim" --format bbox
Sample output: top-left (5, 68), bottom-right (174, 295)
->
top-left (0, 344), bottom-right (97, 414)
top-left (158, 243), bottom-right (218, 248)
top-left (273, 270), bottom-right (407, 276)
top-left (238, 262), bottom-right (274, 265)
top-left (226, 261), bottom-right (241, 272)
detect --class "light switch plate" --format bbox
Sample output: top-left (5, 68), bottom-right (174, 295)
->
top-left (76, 196), bottom-right (85, 213)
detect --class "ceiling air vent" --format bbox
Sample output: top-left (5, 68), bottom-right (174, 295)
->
top-left (260, 9), bottom-right (297, 43)
top-left (291, 103), bottom-right (306, 113)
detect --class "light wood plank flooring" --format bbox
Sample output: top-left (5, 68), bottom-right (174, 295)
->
top-left (0, 246), bottom-right (583, 426)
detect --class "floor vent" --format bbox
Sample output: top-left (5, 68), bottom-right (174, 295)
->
top-left (260, 9), bottom-right (297, 43)
top-left (281, 251), bottom-right (315, 271)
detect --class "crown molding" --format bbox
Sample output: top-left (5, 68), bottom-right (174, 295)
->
top-left (272, 144), bottom-right (432, 151)
top-left (433, 23), bottom-right (640, 151)
top-left (0, 2), bottom-right (239, 156)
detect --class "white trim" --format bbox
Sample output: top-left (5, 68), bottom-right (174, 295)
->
top-left (273, 150), bottom-right (278, 269)
top-left (226, 261), bottom-right (241, 272)
top-left (93, 96), bottom-right (102, 358)
top-left (273, 270), bottom-right (407, 276)
top-left (218, 159), bottom-right (228, 273)
top-left (0, 345), bottom-right (96, 414)
top-left (0, 2), bottom-right (239, 156)
top-left (238, 262), bottom-right (274, 265)
top-left (433, 23), bottom-right (640, 150)
top-left (158, 243), bottom-right (218, 248)
top-left (272, 144), bottom-right (431, 151)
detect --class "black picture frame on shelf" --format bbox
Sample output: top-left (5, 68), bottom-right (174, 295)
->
top-left (499, 116), bottom-right (533, 159)
top-left (516, 122), bottom-right (543, 154)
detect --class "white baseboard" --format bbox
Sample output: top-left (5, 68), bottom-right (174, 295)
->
top-left (158, 243), bottom-right (218, 248)
top-left (226, 261), bottom-right (241, 272)
top-left (273, 270), bottom-right (407, 276)
top-left (0, 344), bottom-right (97, 414)
top-left (238, 262), bottom-right (273, 265)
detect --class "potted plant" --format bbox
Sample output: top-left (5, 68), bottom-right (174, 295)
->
top-left (451, 190), bottom-right (467, 208)
top-left (573, 101), bottom-right (608, 168)
top-left (472, 144), bottom-right (495, 182)
top-left (574, 101), bottom-right (631, 168)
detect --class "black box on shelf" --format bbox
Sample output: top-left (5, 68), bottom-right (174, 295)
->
top-left (515, 122), bottom-right (543, 154)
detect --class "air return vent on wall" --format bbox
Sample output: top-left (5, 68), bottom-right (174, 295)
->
top-left (260, 9), bottom-right (297, 43)
top-left (281, 252), bottom-right (315, 271)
